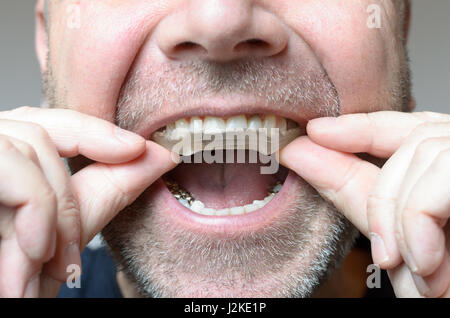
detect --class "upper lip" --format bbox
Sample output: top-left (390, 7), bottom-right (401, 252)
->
top-left (134, 96), bottom-right (324, 139)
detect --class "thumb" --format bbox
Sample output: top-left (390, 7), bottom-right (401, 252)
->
top-left (279, 136), bottom-right (380, 237)
top-left (71, 141), bottom-right (178, 248)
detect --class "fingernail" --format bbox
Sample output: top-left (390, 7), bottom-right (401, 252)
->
top-left (369, 232), bottom-right (389, 265)
top-left (64, 242), bottom-right (81, 270)
top-left (405, 250), bottom-right (419, 273)
top-left (412, 273), bottom-right (430, 297)
top-left (24, 273), bottom-right (40, 298)
top-left (114, 127), bottom-right (144, 146)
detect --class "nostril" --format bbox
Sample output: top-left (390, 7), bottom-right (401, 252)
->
top-left (175, 41), bottom-right (198, 49)
top-left (234, 38), bottom-right (271, 53)
top-left (245, 38), bottom-right (268, 46)
top-left (173, 41), bottom-right (206, 55)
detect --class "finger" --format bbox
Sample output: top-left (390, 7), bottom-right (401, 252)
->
top-left (279, 136), bottom-right (379, 237)
top-left (364, 125), bottom-right (450, 271)
top-left (0, 120), bottom-right (82, 281)
top-left (411, 251), bottom-right (450, 297)
top-left (0, 232), bottom-right (41, 298)
top-left (387, 265), bottom-right (422, 298)
top-left (401, 148), bottom-right (450, 277)
top-left (0, 138), bottom-right (57, 261)
top-left (307, 111), bottom-right (450, 158)
top-left (71, 141), bottom-right (178, 248)
top-left (0, 107), bottom-right (146, 163)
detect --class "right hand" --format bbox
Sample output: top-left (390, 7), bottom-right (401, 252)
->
top-left (0, 106), bottom-right (176, 298)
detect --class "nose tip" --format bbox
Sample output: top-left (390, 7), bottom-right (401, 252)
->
top-left (156, 1), bottom-right (288, 62)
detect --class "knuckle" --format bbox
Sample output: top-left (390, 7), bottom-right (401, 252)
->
top-left (4, 106), bottom-right (35, 120)
top-left (435, 148), bottom-right (450, 169)
top-left (25, 122), bottom-right (50, 142)
top-left (410, 122), bottom-right (435, 138)
top-left (14, 105), bottom-right (34, 113)
top-left (35, 185), bottom-right (58, 214)
top-left (19, 142), bottom-right (39, 162)
top-left (412, 111), bottom-right (437, 122)
top-left (0, 136), bottom-right (15, 152)
top-left (58, 194), bottom-right (80, 219)
top-left (366, 194), bottom-right (380, 220)
top-left (9, 105), bottom-right (33, 115)
top-left (414, 137), bottom-right (444, 159)
top-left (394, 227), bottom-right (405, 248)
top-left (413, 111), bottom-right (450, 123)
top-left (335, 160), bottom-right (365, 195)
top-left (15, 105), bottom-right (36, 115)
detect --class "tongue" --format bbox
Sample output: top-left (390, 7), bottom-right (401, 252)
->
top-left (165, 151), bottom-right (286, 209)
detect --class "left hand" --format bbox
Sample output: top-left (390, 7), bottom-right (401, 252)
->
top-left (280, 111), bottom-right (450, 297)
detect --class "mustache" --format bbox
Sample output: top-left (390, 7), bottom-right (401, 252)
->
top-left (115, 58), bottom-right (340, 131)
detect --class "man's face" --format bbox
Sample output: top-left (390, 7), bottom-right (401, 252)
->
top-left (40, 0), bottom-right (411, 297)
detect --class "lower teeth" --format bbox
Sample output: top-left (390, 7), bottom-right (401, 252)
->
top-left (165, 180), bottom-right (282, 216)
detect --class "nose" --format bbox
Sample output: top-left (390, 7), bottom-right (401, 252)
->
top-left (155, 0), bottom-right (288, 62)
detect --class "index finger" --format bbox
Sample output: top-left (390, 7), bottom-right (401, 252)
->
top-left (307, 111), bottom-right (450, 158)
top-left (0, 107), bottom-right (146, 164)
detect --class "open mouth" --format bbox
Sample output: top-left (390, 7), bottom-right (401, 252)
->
top-left (151, 114), bottom-right (303, 217)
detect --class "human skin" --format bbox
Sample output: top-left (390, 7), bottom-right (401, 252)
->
top-left (0, 0), bottom-right (448, 297)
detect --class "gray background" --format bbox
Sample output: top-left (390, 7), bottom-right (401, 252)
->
top-left (0, 1), bottom-right (449, 113)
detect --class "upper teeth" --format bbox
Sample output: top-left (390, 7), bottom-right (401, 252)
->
top-left (169, 115), bottom-right (292, 136)
top-left (152, 114), bottom-right (302, 156)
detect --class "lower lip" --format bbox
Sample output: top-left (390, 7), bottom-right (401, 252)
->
top-left (150, 169), bottom-right (300, 236)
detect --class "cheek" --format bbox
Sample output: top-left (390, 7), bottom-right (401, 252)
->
top-left (320, 17), bottom-right (388, 114)
top-left (50, 1), bottom-right (168, 121)
top-left (276, 0), bottom-right (392, 113)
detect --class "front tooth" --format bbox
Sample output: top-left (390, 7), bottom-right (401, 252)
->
top-left (175, 118), bottom-right (189, 130)
top-left (204, 116), bottom-right (226, 134)
top-left (277, 117), bottom-right (287, 133)
top-left (190, 116), bottom-right (203, 133)
top-left (216, 208), bottom-right (230, 216)
top-left (172, 119), bottom-right (190, 140)
top-left (244, 204), bottom-right (259, 213)
top-left (190, 200), bottom-right (205, 213)
top-left (248, 116), bottom-right (262, 130)
top-left (229, 206), bottom-right (245, 215)
top-left (202, 208), bottom-right (216, 216)
top-left (226, 115), bottom-right (247, 131)
top-left (263, 115), bottom-right (277, 129)
top-left (252, 199), bottom-right (265, 209)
